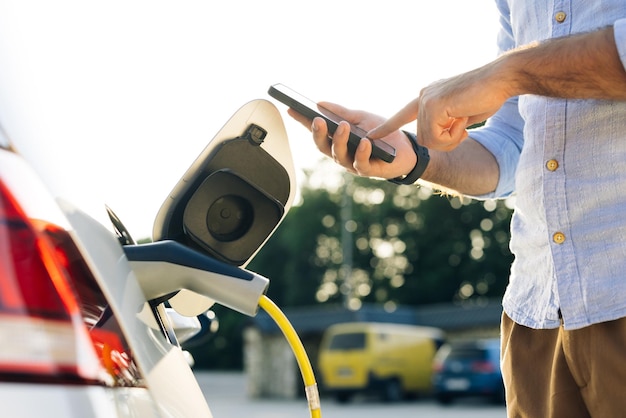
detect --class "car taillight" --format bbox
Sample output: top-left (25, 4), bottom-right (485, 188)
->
top-left (471, 360), bottom-right (495, 373)
top-left (0, 180), bottom-right (139, 386)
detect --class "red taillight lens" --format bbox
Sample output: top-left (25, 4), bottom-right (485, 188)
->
top-left (0, 199), bottom-right (71, 318)
top-left (471, 360), bottom-right (495, 373)
top-left (0, 180), bottom-right (139, 386)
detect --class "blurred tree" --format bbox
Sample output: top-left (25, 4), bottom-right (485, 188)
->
top-left (194, 158), bottom-right (514, 369)
top-left (249, 161), bottom-right (514, 309)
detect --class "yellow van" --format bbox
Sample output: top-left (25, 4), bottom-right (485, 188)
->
top-left (318, 322), bottom-right (445, 402)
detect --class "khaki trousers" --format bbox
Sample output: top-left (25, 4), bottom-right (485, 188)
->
top-left (501, 312), bottom-right (626, 418)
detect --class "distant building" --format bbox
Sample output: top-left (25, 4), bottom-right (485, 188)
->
top-left (244, 300), bottom-right (503, 399)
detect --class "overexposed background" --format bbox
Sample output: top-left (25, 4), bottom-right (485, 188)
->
top-left (0, 1), bottom-right (499, 239)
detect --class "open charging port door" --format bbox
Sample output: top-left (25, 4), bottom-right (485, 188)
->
top-left (153, 99), bottom-right (296, 266)
top-left (151, 99), bottom-right (297, 315)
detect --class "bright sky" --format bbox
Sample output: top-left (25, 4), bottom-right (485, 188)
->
top-left (0, 1), bottom-right (500, 240)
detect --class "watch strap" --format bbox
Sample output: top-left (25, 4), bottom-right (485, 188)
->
top-left (389, 131), bottom-right (430, 185)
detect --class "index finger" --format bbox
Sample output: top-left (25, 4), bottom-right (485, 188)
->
top-left (366, 97), bottom-right (420, 139)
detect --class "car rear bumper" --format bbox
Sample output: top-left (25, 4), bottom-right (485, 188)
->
top-left (0, 383), bottom-right (160, 417)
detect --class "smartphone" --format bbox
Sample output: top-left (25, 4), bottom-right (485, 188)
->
top-left (268, 83), bottom-right (396, 163)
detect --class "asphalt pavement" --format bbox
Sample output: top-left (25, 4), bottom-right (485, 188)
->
top-left (195, 371), bottom-right (507, 418)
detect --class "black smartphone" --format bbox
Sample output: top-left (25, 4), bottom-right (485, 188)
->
top-left (268, 83), bottom-right (396, 163)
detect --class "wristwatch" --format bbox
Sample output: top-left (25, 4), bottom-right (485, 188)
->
top-left (389, 131), bottom-right (430, 185)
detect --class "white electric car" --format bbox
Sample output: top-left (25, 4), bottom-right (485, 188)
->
top-left (0, 99), bottom-right (297, 417)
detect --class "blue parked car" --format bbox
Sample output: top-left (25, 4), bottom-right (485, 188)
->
top-left (432, 338), bottom-right (504, 405)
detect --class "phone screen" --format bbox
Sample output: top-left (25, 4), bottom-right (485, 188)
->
top-left (268, 83), bottom-right (396, 163)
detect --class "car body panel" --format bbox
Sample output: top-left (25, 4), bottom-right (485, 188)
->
top-left (2, 384), bottom-right (160, 418)
top-left (63, 200), bottom-right (213, 417)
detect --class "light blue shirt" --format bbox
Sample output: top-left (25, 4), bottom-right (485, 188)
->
top-left (470, 0), bottom-right (626, 330)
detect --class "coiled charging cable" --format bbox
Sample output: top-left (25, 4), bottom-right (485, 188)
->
top-left (258, 295), bottom-right (321, 418)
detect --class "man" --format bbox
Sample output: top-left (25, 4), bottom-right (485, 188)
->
top-left (289, 2), bottom-right (626, 416)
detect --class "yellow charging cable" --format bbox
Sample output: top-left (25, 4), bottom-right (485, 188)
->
top-left (258, 295), bottom-right (321, 418)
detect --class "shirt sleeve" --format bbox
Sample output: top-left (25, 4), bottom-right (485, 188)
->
top-left (468, 97), bottom-right (524, 199)
top-left (613, 18), bottom-right (626, 71)
top-left (495, 0), bottom-right (516, 54)
top-left (465, 0), bottom-right (524, 200)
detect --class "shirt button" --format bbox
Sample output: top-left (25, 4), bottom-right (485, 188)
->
top-left (553, 232), bottom-right (566, 244)
top-left (546, 159), bottom-right (559, 171)
top-left (555, 11), bottom-right (567, 23)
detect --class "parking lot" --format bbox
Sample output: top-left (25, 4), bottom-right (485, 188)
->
top-left (196, 372), bottom-right (506, 418)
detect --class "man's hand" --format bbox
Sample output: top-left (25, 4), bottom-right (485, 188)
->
top-left (367, 62), bottom-right (510, 152)
top-left (288, 102), bottom-right (418, 180)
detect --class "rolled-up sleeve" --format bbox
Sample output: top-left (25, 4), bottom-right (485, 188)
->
top-left (469, 97), bottom-right (524, 199)
top-left (613, 18), bottom-right (626, 70)
top-left (464, 0), bottom-right (524, 200)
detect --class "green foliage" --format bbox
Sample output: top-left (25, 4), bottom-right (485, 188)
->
top-left (197, 164), bottom-right (514, 370)
top-left (248, 170), bottom-right (514, 309)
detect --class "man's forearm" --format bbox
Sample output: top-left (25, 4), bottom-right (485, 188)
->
top-left (500, 26), bottom-right (626, 100)
top-left (420, 138), bottom-right (499, 197)
top-left (417, 26), bottom-right (626, 196)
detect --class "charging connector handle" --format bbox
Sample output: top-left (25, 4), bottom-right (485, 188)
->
top-left (125, 241), bottom-right (269, 316)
